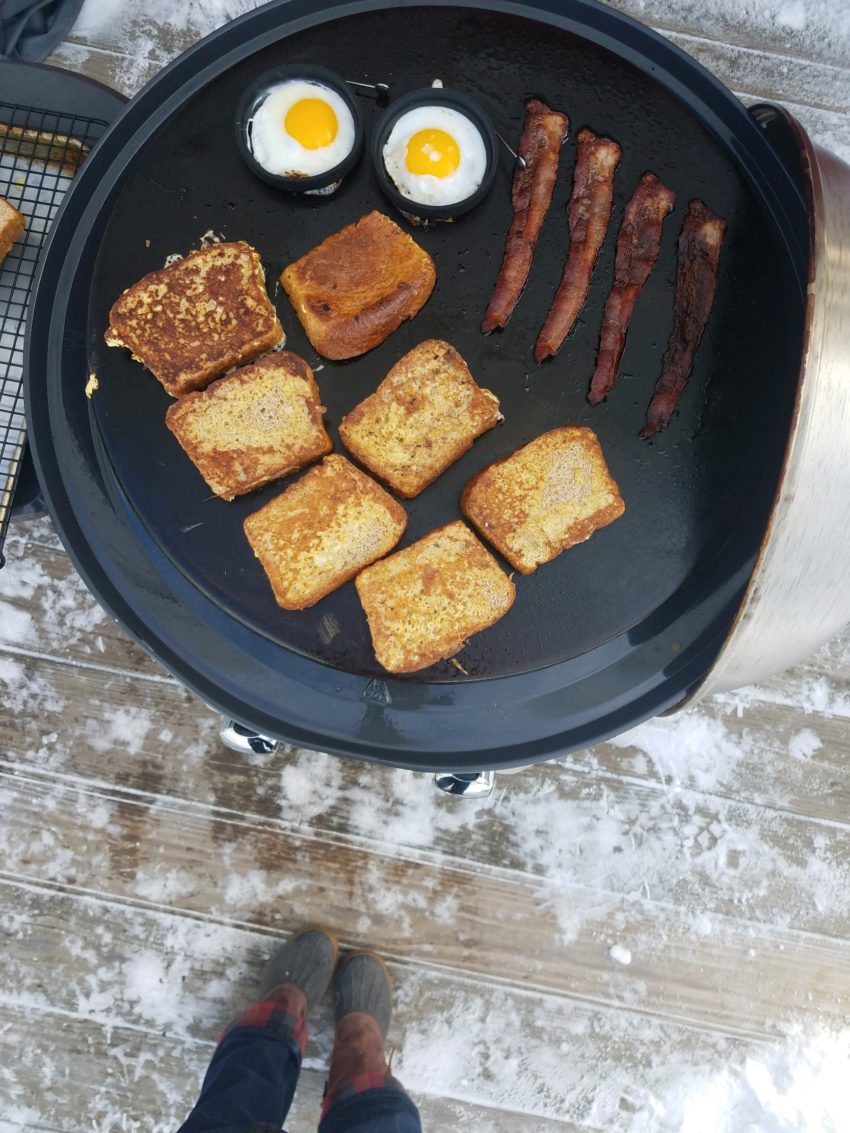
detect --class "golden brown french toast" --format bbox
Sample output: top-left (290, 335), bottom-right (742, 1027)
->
top-left (243, 454), bottom-right (407, 610)
top-left (105, 241), bottom-right (283, 396)
top-left (355, 520), bottom-right (516, 674)
top-left (165, 352), bottom-right (331, 500)
top-left (279, 211), bottom-right (436, 360)
top-left (0, 197), bottom-right (25, 262)
top-left (339, 339), bottom-right (501, 498)
top-left (461, 426), bottom-right (624, 573)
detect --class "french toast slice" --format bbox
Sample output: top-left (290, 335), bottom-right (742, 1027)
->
top-left (280, 211), bottom-right (436, 360)
top-left (339, 339), bottom-right (501, 498)
top-left (0, 197), bottom-right (25, 262)
top-left (165, 352), bottom-right (332, 500)
top-left (244, 454), bottom-right (407, 610)
top-left (105, 241), bottom-right (283, 396)
top-left (461, 426), bottom-right (624, 574)
top-left (355, 520), bottom-right (516, 674)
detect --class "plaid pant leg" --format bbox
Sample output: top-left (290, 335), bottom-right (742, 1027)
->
top-left (318, 1073), bottom-right (422, 1133)
top-left (177, 1000), bottom-right (307, 1133)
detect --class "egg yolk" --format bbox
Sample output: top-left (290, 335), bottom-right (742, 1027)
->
top-left (405, 128), bottom-right (460, 178)
top-left (284, 98), bottom-right (338, 150)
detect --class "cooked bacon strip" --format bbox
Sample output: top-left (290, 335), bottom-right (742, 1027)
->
top-left (587, 173), bottom-right (676, 405)
top-left (481, 98), bottom-right (569, 333)
top-left (642, 199), bottom-right (726, 438)
top-left (534, 128), bottom-right (621, 363)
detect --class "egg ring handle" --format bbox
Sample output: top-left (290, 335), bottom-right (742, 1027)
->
top-left (346, 79), bottom-right (391, 105)
top-left (495, 129), bottom-right (527, 171)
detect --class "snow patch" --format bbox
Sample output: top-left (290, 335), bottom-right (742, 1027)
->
top-left (85, 707), bottom-right (155, 757)
top-left (659, 1027), bottom-right (849, 1133)
top-left (609, 708), bottom-right (746, 792)
top-left (776, 0), bottom-right (807, 31)
top-left (610, 943), bottom-right (633, 965)
top-left (788, 728), bottom-right (822, 761)
top-left (133, 867), bottom-right (196, 904)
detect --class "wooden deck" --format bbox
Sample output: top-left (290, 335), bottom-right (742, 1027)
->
top-left (2, 3), bottom-right (850, 1129)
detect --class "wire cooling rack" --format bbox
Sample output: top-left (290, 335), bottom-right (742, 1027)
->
top-left (0, 102), bottom-right (108, 567)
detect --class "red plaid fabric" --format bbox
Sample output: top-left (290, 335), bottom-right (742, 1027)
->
top-left (220, 997), bottom-right (308, 1058)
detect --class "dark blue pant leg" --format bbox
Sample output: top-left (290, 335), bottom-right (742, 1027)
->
top-left (177, 1001), bottom-right (305, 1133)
top-left (318, 1074), bottom-right (422, 1133)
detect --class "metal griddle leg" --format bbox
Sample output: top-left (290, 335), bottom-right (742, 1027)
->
top-left (219, 718), bottom-right (279, 756)
top-left (218, 722), bottom-right (505, 798)
top-left (434, 771), bottom-right (496, 798)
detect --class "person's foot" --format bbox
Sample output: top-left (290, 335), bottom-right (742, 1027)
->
top-left (259, 927), bottom-right (339, 1015)
top-left (334, 951), bottom-right (392, 1038)
top-left (326, 952), bottom-right (392, 1098)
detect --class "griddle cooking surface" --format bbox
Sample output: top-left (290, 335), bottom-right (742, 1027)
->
top-left (87, 6), bottom-right (801, 681)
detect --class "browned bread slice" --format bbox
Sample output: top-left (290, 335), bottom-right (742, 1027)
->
top-left (355, 520), bottom-right (516, 674)
top-left (165, 352), bottom-right (332, 500)
top-left (0, 197), bottom-right (25, 262)
top-left (339, 339), bottom-right (501, 498)
top-left (105, 241), bottom-right (283, 396)
top-left (280, 211), bottom-right (436, 360)
top-left (244, 454), bottom-right (407, 610)
top-left (461, 426), bottom-right (624, 574)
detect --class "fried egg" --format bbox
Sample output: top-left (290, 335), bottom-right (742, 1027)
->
top-left (382, 105), bottom-right (487, 208)
top-left (249, 80), bottom-right (356, 178)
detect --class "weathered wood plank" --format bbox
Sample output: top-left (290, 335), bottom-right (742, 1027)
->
top-left (0, 999), bottom-right (591, 1132)
top-left (588, 696), bottom-right (850, 819)
top-left (50, 1), bottom-right (850, 119)
top-left (611, 0), bottom-right (850, 72)
top-left (5, 515), bottom-right (64, 552)
top-left (0, 1002), bottom-right (218, 1133)
top-left (3, 880), bottom-right (789, 1131)
top-left (662, 30), bottom-right (850, 114)
top-left (45, 39), bottom-right (163, 100)
top-left (0, 882), bottom-right (593, 1129)
top-left (0, 531), bottom-right (161, 680)
top-left (1, 770), bottom-right (848, 1041)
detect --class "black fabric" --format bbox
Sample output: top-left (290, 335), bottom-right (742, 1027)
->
top-left (0, 0), bottom-right (84, 61)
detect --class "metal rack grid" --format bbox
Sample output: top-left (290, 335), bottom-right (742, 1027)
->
top-left (0, 102), bottom-right (108, 566)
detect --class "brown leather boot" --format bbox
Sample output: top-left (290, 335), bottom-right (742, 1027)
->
top-left (326, 952), bottom-right (392, 1098)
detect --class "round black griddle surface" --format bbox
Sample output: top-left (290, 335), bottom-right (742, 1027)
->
top-left (27, 0), bottom-right (809, 765)
top-left (86, 5), bottom-right (802, 682)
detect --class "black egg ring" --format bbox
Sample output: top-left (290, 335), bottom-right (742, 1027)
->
top-left (235, 64), bottom-right (365, 192)
top-left (371, 87), bottom-right (499, 222)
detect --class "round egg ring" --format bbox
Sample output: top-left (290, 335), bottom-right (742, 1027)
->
top-left (371, 88), bottom-right (498, 224)
top-left (235, 65), bottom-right (365, 194)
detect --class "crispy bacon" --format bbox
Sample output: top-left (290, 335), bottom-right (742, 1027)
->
top-left (481, 98), bottom-right (569, 334)
top-left (534, 128), bottom-right (621, 363)
top-left (587, 172), bottom-right (675, 405)
top-left (642, 199), bottom-right (726, 437)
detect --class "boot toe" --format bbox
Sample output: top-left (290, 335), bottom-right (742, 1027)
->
top-left (260, 928), bottom-right (339, 1011)
top-left (334, 951), bottom-right (392, 1039)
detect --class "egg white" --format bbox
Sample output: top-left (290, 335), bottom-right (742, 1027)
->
top-left (382, 105), bottom-right (487, 208)
top-left (249, 80), bottom-right (355, 178)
